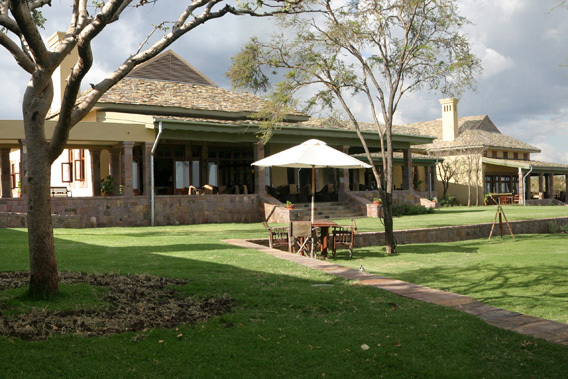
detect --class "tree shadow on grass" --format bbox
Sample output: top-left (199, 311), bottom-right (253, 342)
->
top-left (333, 242), bottom-right (480, 260)
top-left (388, 262), bottom-right (568, 323)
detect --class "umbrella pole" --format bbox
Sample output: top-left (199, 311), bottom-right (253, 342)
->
top-left (311, 166), bottom-right (315, 223)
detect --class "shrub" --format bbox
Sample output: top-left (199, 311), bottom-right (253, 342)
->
top-left (392, 203), bottom-right (435, 217)
top-left (441, 195), bottom-right (460, 207)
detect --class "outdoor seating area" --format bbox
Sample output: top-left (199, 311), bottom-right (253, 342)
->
top-left (186, 184), bottom-right (248, 195)
top-left (262, 218), bottom-right (358, 259)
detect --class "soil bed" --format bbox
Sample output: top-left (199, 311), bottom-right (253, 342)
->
top-left (0, 271), bottom-right (234, 341)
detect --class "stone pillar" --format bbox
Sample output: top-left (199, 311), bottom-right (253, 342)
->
top-left (89, 148), bottom-right (102, 196)
top-left (338, 146), bottom-right (350, 200)
top-left (120, 142), bottom-right (134, 196)
top-left (18, 140), bottom-right (28, 197)
top-left (402, 148), bottom-right (412, 191)
top-left (565, 175), bottom-right (568, 202)
top-left (424, 166), bottom-right (431, 194)
top-left (538, 173), bottom-right (544, 199)
top-left (109, 147), bottom-right (121, 185)
top-left (142, 142), bottom-right (152, 195)
top-left (254, 144), bottom-right (266, 195)
top-left (548, 173), bottom-right (555, 199)
top-left (431, 164), bottom-right (438, 197)
top-left (518, 169), bottom-right (525, 205)
top-left (1, 148), bottom-right (11, 198)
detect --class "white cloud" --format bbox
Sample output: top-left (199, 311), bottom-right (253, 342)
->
top-left (480, 48), bottom-right (515, 78)
top-left (532, 143), bottom-right (568, 164)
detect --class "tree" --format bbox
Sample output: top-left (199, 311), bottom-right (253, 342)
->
top-left (436, 159), bottom-right (461, 200)
top-left (228, 0), bottom-right (481, 254)
top-left (0, 0), bottom-right (303, 297)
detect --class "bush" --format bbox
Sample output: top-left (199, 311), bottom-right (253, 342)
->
top-left (440, 195), bottom-right (460, 207)
top-left (392, 203), bottom-right (435, 217)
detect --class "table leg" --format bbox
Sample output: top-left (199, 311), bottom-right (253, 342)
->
top-left (320, 227), bottom-right (329, 258)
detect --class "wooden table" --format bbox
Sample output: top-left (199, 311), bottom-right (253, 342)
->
top-left (312, 220), bottom-right (338, 258)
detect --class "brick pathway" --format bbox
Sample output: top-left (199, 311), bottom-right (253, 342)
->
top-left (225, 239), bottom-right (568, 346)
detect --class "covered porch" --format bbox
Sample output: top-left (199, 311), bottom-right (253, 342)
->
top-left (482, 157), bottom-right (568, 204)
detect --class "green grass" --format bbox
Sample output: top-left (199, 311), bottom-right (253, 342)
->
top-left (337, 234), bottom-right (568, 324)
top-left (1, 222), bottom-right (568, 377)
top-left (336, 205), bottom-right (568, 232)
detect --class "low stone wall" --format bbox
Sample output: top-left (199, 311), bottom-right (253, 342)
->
top-left (0, 194), bottom-right (263, 228)
top-left (355, 217), bottom-right (568, 246)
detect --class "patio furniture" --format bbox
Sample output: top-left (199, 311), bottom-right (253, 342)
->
top-left (331, 219), bottom-right (358, 259)
top-left (262, 221), bottom-right (289, 249)
top-left (312, 220), bottom-right (338, 258)
top-left (290, 221), bottom-right (315, 258)
top-left (188, 185), bottom-right (203, 195)
top-left (500, 195), bottom-right (512, 205)
top-left (202, 184), bottom-right (216, 194)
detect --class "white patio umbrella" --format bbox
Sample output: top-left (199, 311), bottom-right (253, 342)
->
top-left (252, 139), bottom-right (372, 222)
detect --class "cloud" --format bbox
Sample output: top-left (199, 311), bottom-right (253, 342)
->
top-left (532, 143), bottom-right (568, 164)
top-left (479, 48), bottom-right (515, 78)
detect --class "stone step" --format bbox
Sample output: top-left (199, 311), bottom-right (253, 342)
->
top-left (293, 202), bottom-right (362, 220)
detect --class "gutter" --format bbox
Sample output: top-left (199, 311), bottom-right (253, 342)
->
top-left (150, 120), bottom-right (163, 226)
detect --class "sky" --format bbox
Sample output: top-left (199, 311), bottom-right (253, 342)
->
top-left (1, 0), bottom-right (567, 164)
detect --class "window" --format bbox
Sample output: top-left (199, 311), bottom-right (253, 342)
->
top-left (175, 161), bottom-right (190, 189)
top-left (10, 163), bottom-right (19, 189)
top-left (73, 149), bottom-right (85, 181)
top-left (492, 151), bottom-right (497, 158)
top-left (513, 152), bottom-right (518, 160)
top-left (523, 153), bottom-right (529, 160)
top-left (503, 151), bottom-right (508, 159)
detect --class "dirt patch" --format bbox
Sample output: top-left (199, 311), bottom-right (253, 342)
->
top-left (0, 271), bottom-right (234, 341)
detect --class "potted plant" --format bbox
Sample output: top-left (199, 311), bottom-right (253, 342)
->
top-left (373, 197), bottom-right (382, 205)
top-left (285, 200), bottom-right (295, 210)
top-left (100, 175), bottom-right (114, 196)
top-left (16, 180), bottom-right (21, 198)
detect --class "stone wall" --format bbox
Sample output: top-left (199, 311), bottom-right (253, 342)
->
top-left (355, 217), bottom-right (568, 246)
top-left (0, 195), bottom-right (263, 228)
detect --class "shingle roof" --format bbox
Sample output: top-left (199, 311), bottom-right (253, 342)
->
top-left (408, 115), bottom-right (540, 153)
top-left (97, 78), bottom-right (275, 115)
top-left (127, 50), bottom-right (216, 86)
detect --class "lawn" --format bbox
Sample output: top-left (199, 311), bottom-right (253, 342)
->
top-left (337, 234), bottom-right (568, 324)
top-left (1, 218), bottom-right (567, 377)
top-left (337, 205), bottom-right (568, 233)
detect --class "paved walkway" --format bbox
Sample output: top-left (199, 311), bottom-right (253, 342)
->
top-left (225, 239), bottom-right (568, 346)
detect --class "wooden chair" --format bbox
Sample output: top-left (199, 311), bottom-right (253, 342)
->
top-left (331, 219), bottom-right (358, 259)
top-left (262, 221), bottom-right (289, 250)
top-left (188, 185), bottom-right (203, 195)
top-left (202, 184), bottom-right (215, 194)
top-left (500, 195), bottom-right (511, 205)
top-left (513, 194), bottom-right (520, 204)
top-left (290, 221), bottom-right (315, 258)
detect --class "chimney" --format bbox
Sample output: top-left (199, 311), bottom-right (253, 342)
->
top-left (439, 97), bottom-right (459, 141)
top-left (47, 32), bottom-right (78, 115)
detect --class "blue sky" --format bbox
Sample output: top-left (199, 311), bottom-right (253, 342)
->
top-left (0, 0), bottom-right (567, 164)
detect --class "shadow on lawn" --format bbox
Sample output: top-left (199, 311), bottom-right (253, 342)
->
top-left (335, 242), bottom-right (480, 260)
top-left (387, 262), bottom-right (568, 322)
top-left (0, 228), bottom-right (339, 298)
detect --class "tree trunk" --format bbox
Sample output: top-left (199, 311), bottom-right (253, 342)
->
top-left (383, 128), bottom-right (396, 255)
top-left (26, 137), bottom-right (59, 297)
top-left (23, 75), bottom-right (60, 297)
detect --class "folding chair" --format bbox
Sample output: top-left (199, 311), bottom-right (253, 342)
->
top-left (331, 219), bottom-right (358, 259)
top-left (262, 221), bottom-right (289, 250)
top-left (290, 221), bottom-right (315, 258)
